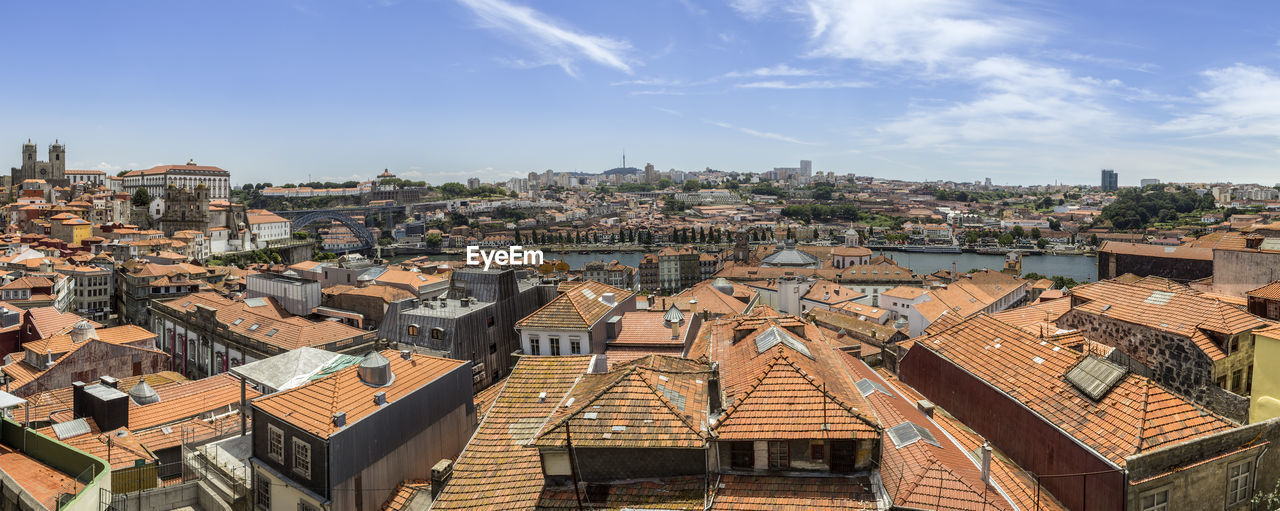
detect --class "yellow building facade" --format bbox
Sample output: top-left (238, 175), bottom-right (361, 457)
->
top-left (1250, 325), bottom-right (1280, 423)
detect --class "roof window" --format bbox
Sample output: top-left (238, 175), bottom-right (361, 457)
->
top-left (1065, 355), bottom-right (1126, 400)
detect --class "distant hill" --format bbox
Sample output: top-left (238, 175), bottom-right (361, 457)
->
top-left (602, 167), bottom-right (641, 176)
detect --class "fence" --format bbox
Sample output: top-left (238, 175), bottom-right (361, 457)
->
top-left (102, 444), bottom-right (251, 511)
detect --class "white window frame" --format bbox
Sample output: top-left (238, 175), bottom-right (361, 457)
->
top-left (1139, 487), bottom-right (1168, 511)
top-left (1227, 459), bottom-right (1252, 506)
top-left (569, 337), bottom-right (582, 355)
top-left (550, 336), bottom-right (561, 356)
top-left (267, 425), bottom-right (284, 463)
top-left (529, 335), bottom-right (541, 355)
top-left (292, 437), bottom-right (311, 479)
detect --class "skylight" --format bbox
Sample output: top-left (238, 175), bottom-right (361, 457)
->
top-left (654, 383), bottom-right (687, 411)
top-left (754, 326), bottom-right (812, 359)
top-left (887, 422), bottom-right (940, 448)
top-left (581, 288), bottom-right (597, 299)
top-left (1144, 291), bottom-right (1175, 306)
top-left (232, 318), bottom-right (244, 326)
top-left (855, 378), bottom-right (891, 397)
top-left (248, 324), bottom-right (260, 331)
top-left (266, 329), bottom-right (278, 337)
top-left (1065, 356), bottom-right (1126, 401)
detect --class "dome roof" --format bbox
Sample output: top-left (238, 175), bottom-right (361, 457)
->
top-left (357, 351), bottom-right (394, 387)
top-left (711, 277), bottom-right (735, 296)
top-left (129, 380), bottom-right (160, 406)
top-left (663, 304), bottom-right (685, 324)
top-left (760, 245), bottom-right (821, 267)
top-left (70, 320), bottom-right (98, 343)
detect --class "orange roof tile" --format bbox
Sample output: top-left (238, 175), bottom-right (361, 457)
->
top-left (516, 281), bottom-right (633, 330)
top-left (708, 475), bottom-right (877, 510)
top-left (253, 351), bottom-right (464, 438)
top-left (913, 314), bottom-right (1237, 466)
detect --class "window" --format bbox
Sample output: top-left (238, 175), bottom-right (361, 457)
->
top-left (233, 318), bottom-right (244, 326)
top-left (255, 473), bottom-right (271, 509)
top-left (529, 336), bottom-right (541, 355)
top-left (1231, 335), bottom-right (1240, 353)
top-left (267, 425), bottom-right (284, 463)
top-left (432, 328), bottom-right (444, 340)
top-left (550, 337), bottom-right (561, 356)
top-left (729, 442), bottom-right (754, 469)
top-left (292, 438), bottom-right (311, 479)
top-left (407, 324), bottom-right (419, 337)
top-left (1232, 370), bottom-right (1243, 394)
top-left (1228, 460), bottom-right (1252, 505)
top-left (768, 441), bottom-right (789, 469)
top-left (810, 443), bottom-right (824, 462)
top-left (488, 316), bottom-right (495, 327)
top-left (1218, 375), bottom-right (1228, 389)
top-left (1247, 365), bottom-right (1254, 394)
top-left (569, 337), bottom-right (582, 355)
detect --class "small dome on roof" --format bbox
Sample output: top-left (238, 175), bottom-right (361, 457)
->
top-left (70, 320), bottom-right (98, 343)
top-left (711, 277), bottom-right (735, 296)
top-left (357, 351), bottom-right (394, 387)
top-left (129, 380), bottom-right (160, 406)
top-left (893, 316), bottom-right (908, 330)
top-left (663, 304), bottom-right (685, 324)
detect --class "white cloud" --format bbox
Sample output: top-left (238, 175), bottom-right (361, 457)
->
top-left (800, 0), bottom-right (1030, 68)
top-left (1160, 64), bottom-right (1280, 139)
top-left (458, 0), bottom-right (634, 76)
top-left (725, 63), bottom-right (819, 77)
top-left (878, 57), bottom-right (1113, 146)
top-left (704, 119), bottom-right (819, 145)
top-left (728, 0), bottom-right (782, 19)
top-left (92, 161), bottom-right (123, 172)
top-left (736, 79), bottom-right (869, 89)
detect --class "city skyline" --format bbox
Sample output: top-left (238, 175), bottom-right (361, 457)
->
top-left (6, 1), bottom-right (1280, 185)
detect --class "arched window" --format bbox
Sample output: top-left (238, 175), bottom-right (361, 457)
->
top-left (407, 324), bottom-right (419, 337)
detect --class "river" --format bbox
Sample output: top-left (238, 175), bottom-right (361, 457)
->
top-left (552, 249), bottom-right (1098, 283)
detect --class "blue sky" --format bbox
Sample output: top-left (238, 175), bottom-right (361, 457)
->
top-left (5, 0), bottom-right (1280, 186)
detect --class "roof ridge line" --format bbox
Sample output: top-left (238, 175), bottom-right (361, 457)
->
top-left (776, 353), bottom-right (879, 430)
top-left (533, 367), bottom-right (637, 441)
top-left (633, 367), bottom-right (708, 439)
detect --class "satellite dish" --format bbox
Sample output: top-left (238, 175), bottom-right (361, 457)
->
top-left (149, 198), bottom-right (166, 220)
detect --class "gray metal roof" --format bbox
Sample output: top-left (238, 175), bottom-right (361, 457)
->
top-left (0, 391), bottom-right (25, 409)
top-left (231, 347), bottom-right (356, 393)
top-left (84, 384), bottom-right (127, 401)
top-left (754, 326), bottom-right (813, 359)
top-left (663, 305), bottom-right (685, 323)
top-left (129, 380), bottom-right (160, 406)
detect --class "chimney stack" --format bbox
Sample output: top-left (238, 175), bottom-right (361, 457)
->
top-left (980, 442), bottom-right (992, 485)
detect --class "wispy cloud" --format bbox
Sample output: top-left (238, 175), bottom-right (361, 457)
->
top-left (458, 0), bottom-right (634, 76)
top-left (724, 63), bottom-right (820, 78)
top-left (736, 79), bottom-right (870, 89)
top-left (704, 119), bottom-right (819, 145)
top-left (1160, 64), bottom-right (1280, 139)
top-left (630, 89), bottom-right (686, 96)
top-left (654, 107), bottom-right (683, 117)
top-left (1038, 49), bottom-right (1157, 73)
top-left (800, 0), bottom-right (1032, 68)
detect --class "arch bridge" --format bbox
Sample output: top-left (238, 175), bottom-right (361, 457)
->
top-left (290, 211), bottom-right (376, 252)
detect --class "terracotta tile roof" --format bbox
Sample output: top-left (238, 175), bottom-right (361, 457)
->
top-left (381, 480), bottom-right (431, 510)
top-left (22, 325), bottom-right (154, 357)
top-left (538, 476), bottom-right (705, 509)
top-left (707, 474), bottom-right (877, 510)
top-left (808, 308), bottom-right (902, 342)
top-left (1070, 279), bottom-right (1268, 360)
top-left (431, 356), bottom-right (595, 510)
top-left (1098, 241), bottom-right (1212, 260)
top-left (374, 269), bottom-right (446, 290)
top-left (831, 301), bottom-right (889, 322)
top-left (1248, 281), bottom-right (1280, 300)
top-left (1184, 231), bottom-right (1247, 250)
top-left (37, 419), bottom-right (157, 470)
top-left (24, 372), bottom-right (186, 423)
top-left (990, 298), bottom-right (1073, 336)
top-left (883, 286), bottom-right (928, 300)
top-left (532, 362), bottom-right (711, 449)
top-left (129, 373), bottom-right (258, 431)
top-left (913, 313), bottom-right (1237, 466)
top-left (876, 368), bottom-right (1068, 511)
top-left (155, 292), bottom-right (370, 351)
top-left (651, 279), bottom-right (756, 317)
top-left (253, 350), bottom-right (464, 439)
top-left (715, 349), bottom-right (878, 441)
top-left (124, 163), bottom-right (228, 176)
top-left (516, 281), bottom-right (633, 330)
top-left (474, 377), bottom-right (506, 421)
top-left (716, 263), bottom-right (919, 283)
top-left (840, 352), bottom-right (1014, 510)
top-left (802, 280), bottom-right (863, 304)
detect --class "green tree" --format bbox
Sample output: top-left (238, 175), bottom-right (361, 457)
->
top-left (514, 228), bottom-right (522, 245)
top-left (1030, 228), bottom-right (1042, 239)
top-left (424, 233), bottom-right (442, 248)
top-left (131, 187), bottom-right (151, 207)
top-left (657, 178), bottom-right (674, 189)
top-left (292, 231), bottom-right (309, 240)
top-left (1036, 238), bottom-right (1049, 249)
top-left (439, 182), bottom-right (469, 198)
top-left (998, 233), bottom-right (1014, 246)
top-left (1089, 233), bottom-right (1099, 246)
top-left (1011, 226), bottom-right (1025, 238)
top-left (965, 231), bottom-right (980, 245)
top-left (682, 179), bottom-right (701, 192)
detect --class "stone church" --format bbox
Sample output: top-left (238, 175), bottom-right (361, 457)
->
top-left (11, 140), bottom-right (71, 192)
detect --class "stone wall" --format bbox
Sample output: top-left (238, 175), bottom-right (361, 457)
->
top-left (1126, 417), bottom-right (1280, 509)
top-left (1096, 250), bottom-right (1212, 282)
top-left (1214, 249), bottom-right (1280, 298)
top-left (1057, 309), bottom-right (1248, 422)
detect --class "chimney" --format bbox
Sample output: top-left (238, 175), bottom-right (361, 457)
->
top-left (707, 363), bottom-right (723, 415)
top-left (72, 381), bottom-right (87, 418)
top-left (374, 392), bottom-right (387, 405)
top-left (671, 320), bottom-right (680, 340)
top-left (99, 375), bottom-right (118, 389)
top-left (400, 349), bottom-right (412, 360)
top-left (430, 459), bottom-right (454, 500)
top-left (601, 292), bottom-right (616, 306)
top-left (332, 412), bottom-right (347, 428)
top-left (916, 399), bottom-right (935, 417)
top-left (980, 442), bottom-right (992, 485)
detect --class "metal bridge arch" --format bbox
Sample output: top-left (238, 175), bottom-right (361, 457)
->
top-left (291, 211), bottom-right (376, 251)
